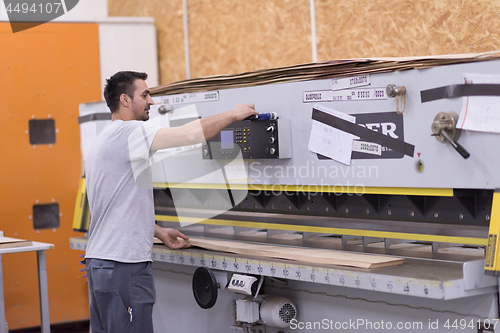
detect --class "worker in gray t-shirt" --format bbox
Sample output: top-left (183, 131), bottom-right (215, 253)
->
top-left (85, 71), bottom-right (258, 333)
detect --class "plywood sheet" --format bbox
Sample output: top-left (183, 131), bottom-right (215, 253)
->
top-left (0, 237), bottom-right (32, 249)
top-left (186, 237), bottom-right (404, 269)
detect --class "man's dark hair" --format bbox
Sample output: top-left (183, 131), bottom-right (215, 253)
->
top-left (103, 71), bottom-right (148, 113)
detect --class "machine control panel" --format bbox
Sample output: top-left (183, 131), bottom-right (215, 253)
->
top-left (202, 119), bottom-right (291, 159)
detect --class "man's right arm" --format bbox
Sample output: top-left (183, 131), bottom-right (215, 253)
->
top-left (150, 103), bottom-right (258, 151)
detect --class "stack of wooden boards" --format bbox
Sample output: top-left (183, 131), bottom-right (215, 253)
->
top-left (0, 236), bottom-right (33, 249)
top-left (151, 51), bottom-right (500, 96)
top-left (155, 237), bottom-right (404, 269)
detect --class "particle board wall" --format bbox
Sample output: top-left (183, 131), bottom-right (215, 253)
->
top-left (109, 0), bottom-right (500, 84)
top-left (108, 0), bottom-right (186, 84)
top-left (186, 0), bottom-right (312, 78)
top-left (315, 0), bottom-right (500, 61)
top-left (108, 0), bottom-right (311, 83)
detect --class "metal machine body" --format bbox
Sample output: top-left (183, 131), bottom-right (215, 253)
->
top-left (73, 55), bottom-right (500, 332)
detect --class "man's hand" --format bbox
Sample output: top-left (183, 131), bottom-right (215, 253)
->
top-left (151, 103), bottom-right (259, 151)
top-left (231, 103), bottom-right (258, 122)
top-left (155, 225), bottom-right (190, 249)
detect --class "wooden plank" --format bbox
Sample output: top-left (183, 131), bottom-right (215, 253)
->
top-left (185, 237), bottom-right (404, 269)
top-left (0, 236), bottom-right (33, 249)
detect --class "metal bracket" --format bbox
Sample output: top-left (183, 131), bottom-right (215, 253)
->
top-left (463, 260), bottom-right (498, 291)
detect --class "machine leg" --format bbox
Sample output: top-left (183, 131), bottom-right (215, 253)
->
top-left (0, 255), bottom-right (6, 333)
top-left (37, 250), bottom-right (51, 333)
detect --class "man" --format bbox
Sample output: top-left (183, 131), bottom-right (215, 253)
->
top-left (85, 71), bottom-right (258, 333)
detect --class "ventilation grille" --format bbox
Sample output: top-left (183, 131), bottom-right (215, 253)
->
top-left (278, 303), bottom-right (296, 323)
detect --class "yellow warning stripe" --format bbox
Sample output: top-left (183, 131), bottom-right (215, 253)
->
top-left (152, 183), bottom-right (453, 197)
top-left (72, 178), bottom-right (87, 230)
top-left (485, 192), bottom-right (500, 272)
top-left (155, 215), bottom-right (486, 246)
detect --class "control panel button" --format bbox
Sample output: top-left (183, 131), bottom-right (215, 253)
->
top-left (269, 148), bottom-right (276, 155)
top-left (269, 137), bottom-right (275, 144)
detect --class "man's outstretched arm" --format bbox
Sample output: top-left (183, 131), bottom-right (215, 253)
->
top-left (150, 103), bottom-right (258, 151)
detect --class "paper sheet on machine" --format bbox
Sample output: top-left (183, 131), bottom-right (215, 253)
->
top-left (308, 104), bottom-right (356, 165)
top-left (457, 73), bottom-right (500, 133)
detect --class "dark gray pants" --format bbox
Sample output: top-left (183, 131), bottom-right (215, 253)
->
top-left (86, 259), bottom-right (156, 333)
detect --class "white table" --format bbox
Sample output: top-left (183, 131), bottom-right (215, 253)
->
top-left (0, 237), bottom-right (54, 333)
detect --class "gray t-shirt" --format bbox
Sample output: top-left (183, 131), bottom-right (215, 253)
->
top-left (85, 120), bottom-right (161, 263)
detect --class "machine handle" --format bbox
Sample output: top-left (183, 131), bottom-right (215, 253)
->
top-left (245, 112), bottom-right (277, 121)
top-left (441, 131), bottom-right (470, 159)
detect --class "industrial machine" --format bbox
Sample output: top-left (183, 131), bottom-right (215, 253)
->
top-left (72, 52), bottom-right (500, 332)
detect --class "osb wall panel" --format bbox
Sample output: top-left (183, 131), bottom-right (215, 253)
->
top-left (316, 0), bottom-right (500, 61)
top-left (108, 0), bottom-right (185, 84)
top-left (187, 0), bottom-right (311, 78)
top-left (108, 0), bottom-right (500, 84)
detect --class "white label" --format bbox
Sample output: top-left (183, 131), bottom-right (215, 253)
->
top-left (303, 88), bottom-right (387, 103)
top-left (303, 90), bottom-right (334, 103)
top-left (331, 88), bottom-right (387, 101)
top-left (163, 91), bottom-right (219, 105)
top-left (332, 75), bottom-right (371, 91)
top-left (352, 141), bottom-right (382, 155)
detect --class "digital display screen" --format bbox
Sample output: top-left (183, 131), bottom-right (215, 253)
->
top-left (220, 130), bottom-right (234, 150)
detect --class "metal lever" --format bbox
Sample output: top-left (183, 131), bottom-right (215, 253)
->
top-left (440, 130), bottom-right (470, 159)
top-left (431, 111), bottom-right (470, 159)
